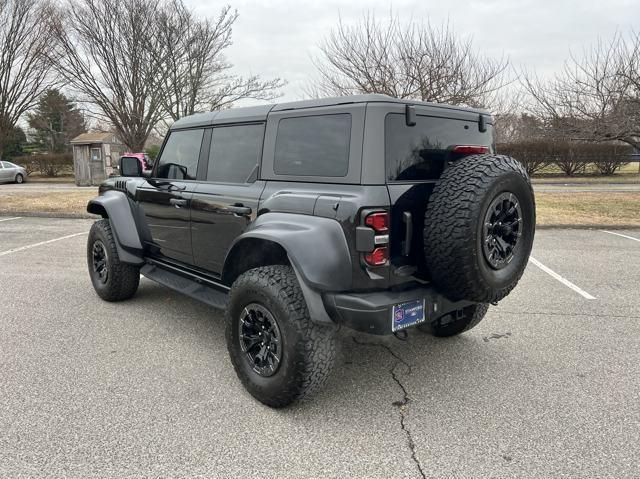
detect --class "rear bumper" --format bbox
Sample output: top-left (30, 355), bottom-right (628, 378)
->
top-left (322, 284), bottom-right (474, 335)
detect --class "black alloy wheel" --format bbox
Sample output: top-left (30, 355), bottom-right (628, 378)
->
top-left (482, 192), bottom-right (523, 270)
top-left (92, 239), bottom-right (109, 284)
top-left (87, 219), bottom-right (140, 301)
top-left (238, 303), bottom-right (282, 377)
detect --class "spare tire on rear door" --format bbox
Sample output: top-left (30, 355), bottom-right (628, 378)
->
top-left (423, 154), bottom-right (535, 303)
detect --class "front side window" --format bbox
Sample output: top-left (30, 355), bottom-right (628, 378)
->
top-left (207, 124), bottom-right (264, 183)
top-left (274, 114), bottom-right (351, 177)
top-left (156, 128), bottom-right (204, 180)
top-left (385, 113), bottom-right (493, 182)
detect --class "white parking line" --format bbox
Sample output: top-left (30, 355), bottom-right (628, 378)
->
top-left (0, 217), bottom-right (21, 222)
top-left (0, 232), bottom-right (88, 257)
top-left (529, 256), bottom-right (596, 300)
top-left (601, 230), bottom-right (640, 243)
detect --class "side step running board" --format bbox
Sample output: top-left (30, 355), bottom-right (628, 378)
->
top-left (140, 263), bottom-right (228, 310)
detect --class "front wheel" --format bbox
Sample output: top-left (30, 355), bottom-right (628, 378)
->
top-left (226, 266), bottom-right (337, 408)
top-left (87, 219), bottom-right (140, 301)
top-left (15, 173), bottom-right (24, 184)
top-left (417, 303), bottom-right (489, 337)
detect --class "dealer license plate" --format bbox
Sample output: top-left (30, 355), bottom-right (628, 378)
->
top-left (392, 299), bottom-right (426, 332)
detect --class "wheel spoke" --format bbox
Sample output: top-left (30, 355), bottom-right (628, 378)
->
top-left (238, 303), bottom-right (282, 377)
top-left (482, 192), bottom-right (523, 269)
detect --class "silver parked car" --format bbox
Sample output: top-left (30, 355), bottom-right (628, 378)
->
top-left (0, 161), bottom-right (28, 184)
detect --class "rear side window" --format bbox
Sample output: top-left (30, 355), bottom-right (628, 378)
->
top-left (274, 114), bottom-right (351, 177)
top-left (156, 128), bottom-right (204, 180)
top-left (207, 124), bottom-right (264, 183)
top-left (385, 113), bottom-right (493, 182)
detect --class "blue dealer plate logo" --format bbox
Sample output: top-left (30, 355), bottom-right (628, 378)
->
top-left (392, 299), bottom-right (426, 332)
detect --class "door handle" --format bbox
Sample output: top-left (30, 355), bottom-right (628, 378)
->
top-left (228, 204), bottom-right (252, 216)
top-left (170, 198), bottom-right (188, 208)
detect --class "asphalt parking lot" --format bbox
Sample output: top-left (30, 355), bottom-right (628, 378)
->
top-left (1, 216), bottom-right (639, 478)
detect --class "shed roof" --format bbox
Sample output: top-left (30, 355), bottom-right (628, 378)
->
top-left (71, 132), bottom-right (119, 144)
top-left (170, 94), bottom-right (489, 130)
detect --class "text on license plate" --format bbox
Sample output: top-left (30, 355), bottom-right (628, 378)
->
top-left (392, 299), bottom-right (426, 332)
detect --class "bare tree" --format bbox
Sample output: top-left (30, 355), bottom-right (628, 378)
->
top-left (521, 32), bottom-right (640, 149)
top-left (309, 14), bottom-right (508, 107)
top-left (156, 2), bottom-right (283, 122)
top-left (0, 0), bottom-right (55, 158)
top-left (50, 0), bottom-right (168, 151)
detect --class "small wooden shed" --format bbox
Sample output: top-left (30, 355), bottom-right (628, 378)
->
top-left (71, 132), bottom-right (124, 186)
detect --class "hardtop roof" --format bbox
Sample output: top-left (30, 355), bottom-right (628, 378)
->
top-left (170, 94), bottom-right (489, 130)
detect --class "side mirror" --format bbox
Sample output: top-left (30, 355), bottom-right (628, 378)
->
top-left (120, 156), bottom-right (142, 177)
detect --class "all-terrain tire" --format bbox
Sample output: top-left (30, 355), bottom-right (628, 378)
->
top-left (87, 219), bottom-right (140, 301)
top-left (423, 154), bottom-right (535, 303)
top-left (226, 266), bottom-right (337, 408)
top-left (417, 303), bottom-right (490, 337)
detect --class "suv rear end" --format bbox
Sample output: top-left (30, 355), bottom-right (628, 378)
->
top-left (320, 99), bottom-right (533, 335)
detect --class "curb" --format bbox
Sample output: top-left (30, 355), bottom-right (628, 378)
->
top-left (533, 182), bottom-right (640, 186)
top-left (536, 224), bottom-right (639, 230)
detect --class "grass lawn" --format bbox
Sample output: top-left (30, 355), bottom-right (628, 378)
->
top-left (1, 188), bottom-right (638, 227)
top-left (531, 173), bottom-right (640, 184)
top-left (27, 175), bottom-right (76, 183)
top-left (0, 190), bottom-right (97, 215)
top-left (536, 192), bottom-right (640, 226)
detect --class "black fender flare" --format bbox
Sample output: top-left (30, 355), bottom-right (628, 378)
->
top-left (87, 190), bottom-right (144, 264)
top-left (224, 213), bottom-right (353, 324)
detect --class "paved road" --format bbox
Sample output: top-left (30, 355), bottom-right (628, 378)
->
top-left (1, 217), bottom-right (639, 478)
top-left (0, 182), bottom-right (96, 194)
top-left (532, 182), bottom-right (640, 192)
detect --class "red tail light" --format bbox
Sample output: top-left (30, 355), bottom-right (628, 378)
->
top-left (452, 145), bottom-right (489, 154)
top-left (364, 247), bottom-right (388, 266)
top-left (365, 212), bottom-right (389, 233)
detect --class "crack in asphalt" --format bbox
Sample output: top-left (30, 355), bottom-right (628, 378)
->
top-left (352, 337), bottom-right (426, 479)
top-left (483, 332), bottom-right (512, 342)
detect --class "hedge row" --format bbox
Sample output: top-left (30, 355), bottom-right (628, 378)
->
top-left (12, 153), bottom-right (74, 177)
top-left (496, 141), bottom-right (633, 176)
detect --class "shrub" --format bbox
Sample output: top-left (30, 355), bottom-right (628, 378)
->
top-left (145, 144), bottom-right (161, 161)
top-left (552, 142), bottom-right (588, 176)
top-left (497, 142), bottom-right (550, 175)
top-left (13, 153), bottom-right (73, 177)
top-left (497, 140), bottom-right (632, 176)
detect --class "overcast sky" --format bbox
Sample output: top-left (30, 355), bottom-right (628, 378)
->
top-left (188, 0), bottom-right (639, 104)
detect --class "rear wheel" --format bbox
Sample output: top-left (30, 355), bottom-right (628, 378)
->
top-left (226, 266), bottom-right (337, 408)
top-left (15, 173), bottom-right (23, 184)
top-left (87, 219), bottom-right (140, 301)
top-left (423, 154), bottom-right (535, 303)
top-left (418, 303), bottom-right (489, 337)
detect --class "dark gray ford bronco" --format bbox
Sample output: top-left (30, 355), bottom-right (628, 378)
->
top-left (86, 94), bottom-right (535, 407)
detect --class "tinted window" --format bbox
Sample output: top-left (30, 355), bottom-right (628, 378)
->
top-left (156, 129), bottom-right (204, 180)
top-left (274, 114), bottom-right (351, 177)
top-left (385, 113), bottom-right (493, 182)
top-left (207, 124), bottom-right (264, 183)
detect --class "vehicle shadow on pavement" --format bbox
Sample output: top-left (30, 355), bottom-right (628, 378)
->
top-left (130, 279), bottom-right (503, 411)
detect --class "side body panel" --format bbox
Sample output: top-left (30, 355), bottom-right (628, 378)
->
top-left (256, 182), bottom-right (392, 291)
top-left (191, 181), bottom-right (266, 274)
top-left (135, 181), bottom-right (196, 264)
